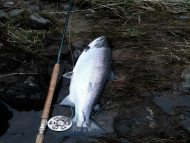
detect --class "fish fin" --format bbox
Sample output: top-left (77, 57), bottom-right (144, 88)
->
top-left (56, 117), bottom-right (106, 139)
top-left (94, 104), bottom-right (100, 111)
top-left (63, 72), bottom-right (73, 78)
top-left (60, 95), bottom-right (75, 107)
top-left (108, 71), bottom-right (114, 81)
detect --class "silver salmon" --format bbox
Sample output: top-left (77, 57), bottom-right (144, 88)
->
top-left (58, 36), bottom-right (114, 137)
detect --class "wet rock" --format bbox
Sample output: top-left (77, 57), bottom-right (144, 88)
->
top-left (0, 45), bottom-right (50, 104)
top-left (9, 9), bottom-right (24, 17)
top-left (90, 9), bottom-right (96, 14)
top-left (85, 14), bottom-right (94, 19)
top-left (178, 114), bottom-right (186, 120)
top-left (0, 10), bottom-right (8, 19)
top-left (0, 43), bottom-right (3, 49)
top-left (185, 111), bottom-right (190, 118)
top-left (3, 1), bottom-right (14, 8)
top-left (0, 72), bottom-right (49, 105)
top-left (0, 102), bottom-right (13, 136)
top-left (149, 122), bottom-right (156, 128)
top-left (179, 16), bottom-right (188, 19)
top-left (64, 6), bottom-right (69, 11)
top-left (28, 6), bottom-right (41, 13)
top-left (180, 67), bottom-right (190, 94)
top-left (26, 13), bottom-right (51, 29)
top-left (114, 102), bottom-right (178, 138)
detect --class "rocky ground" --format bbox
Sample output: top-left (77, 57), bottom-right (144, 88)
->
top-left (1, 0), bottom-right (190, 142)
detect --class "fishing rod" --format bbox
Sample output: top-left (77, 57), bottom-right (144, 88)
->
top-left (35, 0), bottom-right (73, 142)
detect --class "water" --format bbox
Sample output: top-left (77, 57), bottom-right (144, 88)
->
top-left (0, 63), bottom-right (114, 143)
top-left (153, 94), bottom-right (190, 131)
top-left (153, 95), bottom-right (190, 115)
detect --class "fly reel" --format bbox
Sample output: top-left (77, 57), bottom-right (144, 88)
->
top-left (47, 116), bottom-right (72, 131)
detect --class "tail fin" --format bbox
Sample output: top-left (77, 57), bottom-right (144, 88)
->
top-left (56, 117), bottom-right (106, 139)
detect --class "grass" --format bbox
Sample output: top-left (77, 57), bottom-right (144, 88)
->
top-left (0, 9), bottom-right (57, 54)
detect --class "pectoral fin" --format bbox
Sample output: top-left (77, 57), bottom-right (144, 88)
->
top-left (63, 72), bottom-right (73, 78)
top-left (60, 95), bottom-right (75, 107)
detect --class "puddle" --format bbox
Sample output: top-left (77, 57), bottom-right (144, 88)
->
top-left (0, 101), bottom-right (114, 143)
top-left (153, 94), bottom-right (190, 132)
top-left (0, 62), bottom-right (114, 143)
top-left (152, 95), bottom-right (190, 115)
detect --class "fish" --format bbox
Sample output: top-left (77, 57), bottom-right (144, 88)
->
top-left (57, 36), bottom-right (114, 138)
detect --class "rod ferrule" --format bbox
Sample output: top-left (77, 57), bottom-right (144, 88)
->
top-left (38, 119), bottom-right (47, 134)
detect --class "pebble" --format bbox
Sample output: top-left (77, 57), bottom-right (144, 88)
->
top-left (28, 6), bottom-right (41, 13)
top-left (0, 10), bottom-right (8, 19)
top-left (26, 13), bottom-right (50, 29)
top-left (9, 9), bottom-right (24, 17)
top-left (3, 1), bottom-right (14, 8)
top-left (64, 6), bottom-right (69, 11)
top-left (149, 122), bottom-right (156, 128)
top-left (178, 114), bottom-right (186, 120)
top-left (85, 14), bottom-right (94, 19)
top-left (0, 43), bottom-right (3, 49)
top-left (179, 16), bottom-right (189, 19)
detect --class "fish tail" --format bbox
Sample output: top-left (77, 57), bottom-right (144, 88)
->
top-left (56, 117), bottom-right (106, 139)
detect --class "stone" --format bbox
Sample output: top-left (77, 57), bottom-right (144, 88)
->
top-left (180, 67), bottom-right (190, 94)
top-left (28, 6), bottom-right (41, 13)
top-left (0, 43), bottom-right (3, 49)
top-left (26, 13), bottom-right (51, 29)
top-left (179, 16), bottom-right (188, 19)
top-left (178, 114), bottom-right (186, 120)
top-left (90, 9), bottom-right (96, 13)
top-left (3, 1), bottom-right (14, 8)
top-left (149, 122), bottom-right (156, 128)
top-left (0, 10), bottom-right (8, 19)
top-left (85, 14), bottom-right (94, 19)
top-left (64, 6), bottom-right (69, 11)
top-left (9, 9), bottom-right (24, 17)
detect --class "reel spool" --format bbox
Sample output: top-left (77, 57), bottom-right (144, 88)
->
top-left (47, 116), bottom-right (72, 131)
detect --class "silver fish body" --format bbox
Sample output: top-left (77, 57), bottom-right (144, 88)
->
top-left (58, 36), bottom-right (113, 137)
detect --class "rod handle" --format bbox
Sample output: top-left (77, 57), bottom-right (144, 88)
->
top-left (35, 134), bottom-right (44, 143)
top-left (41, 64), bottom-right (60, 119)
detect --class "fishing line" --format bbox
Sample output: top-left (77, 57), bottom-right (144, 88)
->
top-left (57, 0), bottom-right (73, 64)
top-left (68, 0), bottom-right (76, 69)
top-left (68, 0), bottom-right (76, 119)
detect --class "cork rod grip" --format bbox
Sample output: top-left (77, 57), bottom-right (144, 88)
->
top-left (35, 134), bottom-right (44, 143)
top-left (41, 64), bottom-right (60, 119)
